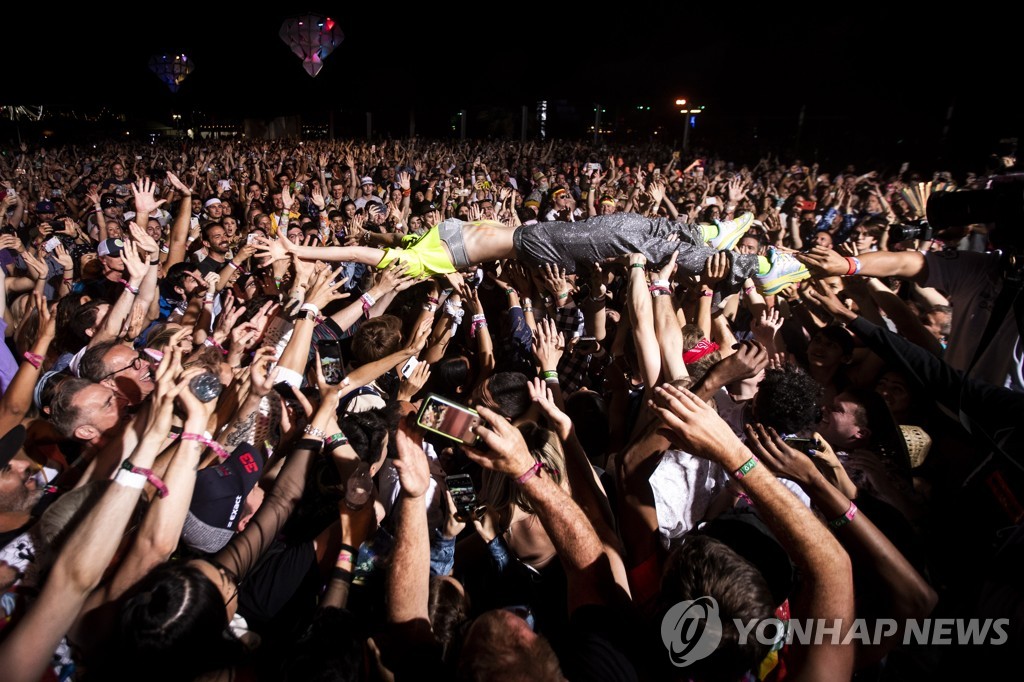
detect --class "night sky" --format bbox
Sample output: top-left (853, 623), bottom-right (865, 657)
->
top-left (2, 6), bottom-right (1018, 165)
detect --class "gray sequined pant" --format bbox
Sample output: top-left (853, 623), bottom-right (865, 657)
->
top-left (512, 213), bottom-right (757, 287)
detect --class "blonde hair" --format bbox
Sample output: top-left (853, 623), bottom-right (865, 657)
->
top-left (479, 422), bottom-right (565, 522)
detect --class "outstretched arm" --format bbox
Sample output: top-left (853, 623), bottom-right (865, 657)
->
top-left (0, 379), bottom-right (187, 682)
top-left (652, 385), bottom-right (856, 681)
top-left (256, 234), bottom-right (385, 267)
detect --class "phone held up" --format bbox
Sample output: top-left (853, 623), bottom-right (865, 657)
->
top-left (446, 473), bottom-right (486, 522)
top-left (416, 393), bottom-right (482, 447)
top-left (317, 339), bottom-right (345, 385)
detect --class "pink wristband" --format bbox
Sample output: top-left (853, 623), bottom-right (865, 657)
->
top-left (23, 352), bottom-right (43, 369)
top-left (515, 461), bottom-right (544, 485)
top-left (121, 461), bottom-right (168, 498)
top-left (178, 432), bottom-right (232, 462)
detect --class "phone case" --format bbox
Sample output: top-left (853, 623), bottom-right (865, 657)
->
top-left (416, 394), bottom-right (480, 445)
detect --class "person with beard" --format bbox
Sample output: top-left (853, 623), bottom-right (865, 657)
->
top-left (195, 223), bottom-right (231, 276)
top-left (0, 427), bottom-right (45, 549)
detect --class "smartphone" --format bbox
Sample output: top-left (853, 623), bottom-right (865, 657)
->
top-left (4, 188), bottom-right (15, 199)
top-left (796, 200), bottom-right (818, 212)
top-left (447, 473), bottom-right (484, 522)
top-left (317, 339), bottom-right (345, 385)
top-left (575, 336), bottom-right (600, 355)
top-left (400, 357), bottom-right (419, 379)
top-left (417, 393), bottom-right (482, 446)
top-left (246, 232), bottom-right (260, 245)
top-left (584, 162), bottom-right (602, 173)
top-left (783, 437), bottom-right (820, 455)
top-left (44, 236), bottom-right (61, 252)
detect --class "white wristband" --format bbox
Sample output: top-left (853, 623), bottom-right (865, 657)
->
top-left (114, 468), bottom-right (147, 489)
top-left (299, 302), bottom-right (321, 317)
top-left (275, 365), bottom-right (304, 388)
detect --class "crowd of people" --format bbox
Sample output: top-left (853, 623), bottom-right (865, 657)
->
top-left (0, 136), bottom-right (1020, 680)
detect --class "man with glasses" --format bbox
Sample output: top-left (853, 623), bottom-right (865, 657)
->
top-left (77, 341), bottom-right (156, 408)
top-left (543, 187), bottom-right (581, 222)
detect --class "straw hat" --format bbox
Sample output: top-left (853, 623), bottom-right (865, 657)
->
top-left (900, 425), bottom-right (932, 469)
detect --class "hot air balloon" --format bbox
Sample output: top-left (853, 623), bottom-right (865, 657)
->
top-left (149, 54), bottom-right (194, 93)
top-left (279, 14), bottom-right (343, 77)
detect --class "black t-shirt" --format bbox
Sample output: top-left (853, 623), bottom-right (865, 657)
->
top-left (194, 255), bottom-right (226, 276)
top-left (100, 177), bottom-right (132, 200)
top-left (236, 539), bottom-right (319, 637)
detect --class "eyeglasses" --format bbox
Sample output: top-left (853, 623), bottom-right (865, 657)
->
top-left (98, 353), bottom-right (148, 383)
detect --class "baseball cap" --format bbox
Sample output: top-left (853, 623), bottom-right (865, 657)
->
top-left (181, 444), bottom-right (265, 553)
top-left (360, 176), bottom-right (374, 186)
top-left (96, 238), bottom-right (124, 258)
top-left (100, 194), bottom-right (119, 209)
top-left (35, 200), bottom-right (56, 214)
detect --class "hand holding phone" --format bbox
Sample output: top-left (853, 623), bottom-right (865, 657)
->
top-left (446, 473), bottom-right (486, 522)
top-left (416, 394), bottom-right (481, 446)
top-left (317, 339), bottom-right (345, 385)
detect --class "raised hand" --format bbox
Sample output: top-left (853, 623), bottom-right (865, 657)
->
top-left (121, 240), bottom-right (148, 282)
top-left (310, 184), bottom-right (326, 210)
top-left (128, 221), bottom-right (158, 255)
top-left (249, 346), bottom-right (280, 397)
top-left (255, 234), bottom-right (294, 264)
top-left (702, 251), bottom-right (730, 288)
top-left (397, 361), bottom-right (431, 402)
top-left (304, 265), bottom-right (349, 310)
top-left (131, 177), bottom-right (167, 215)
top-left (52, 243), bottom-right (73, 272)
top-left (657, 249), bottom-right (679, 283)
top-left (803, 280), bottom-right (857, 322)
top-left (649, 383), bottom-right (744, 463)
top-left (744, 423), bottom-right (821, 488)
top-left (726, 175), bottom-right (748, 204)
top-left (540, 263), bottom-right (571, 300)
top-left (22, 251), bottom-right (50, 281)
top-left (463, 405), bottom-right (536, 478)
top-left (751, 308), bottom-right (783, 349)
top-left (394, 416), bottom-right (431, 498)
top-left (794, 245), bottom-right (848, 278)
top-left (532, 317), bottom-right (564, 371)
top-left (165, 170), bottom-right (192, 197)
top-left (526, 377), bottom-right (571, 440)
